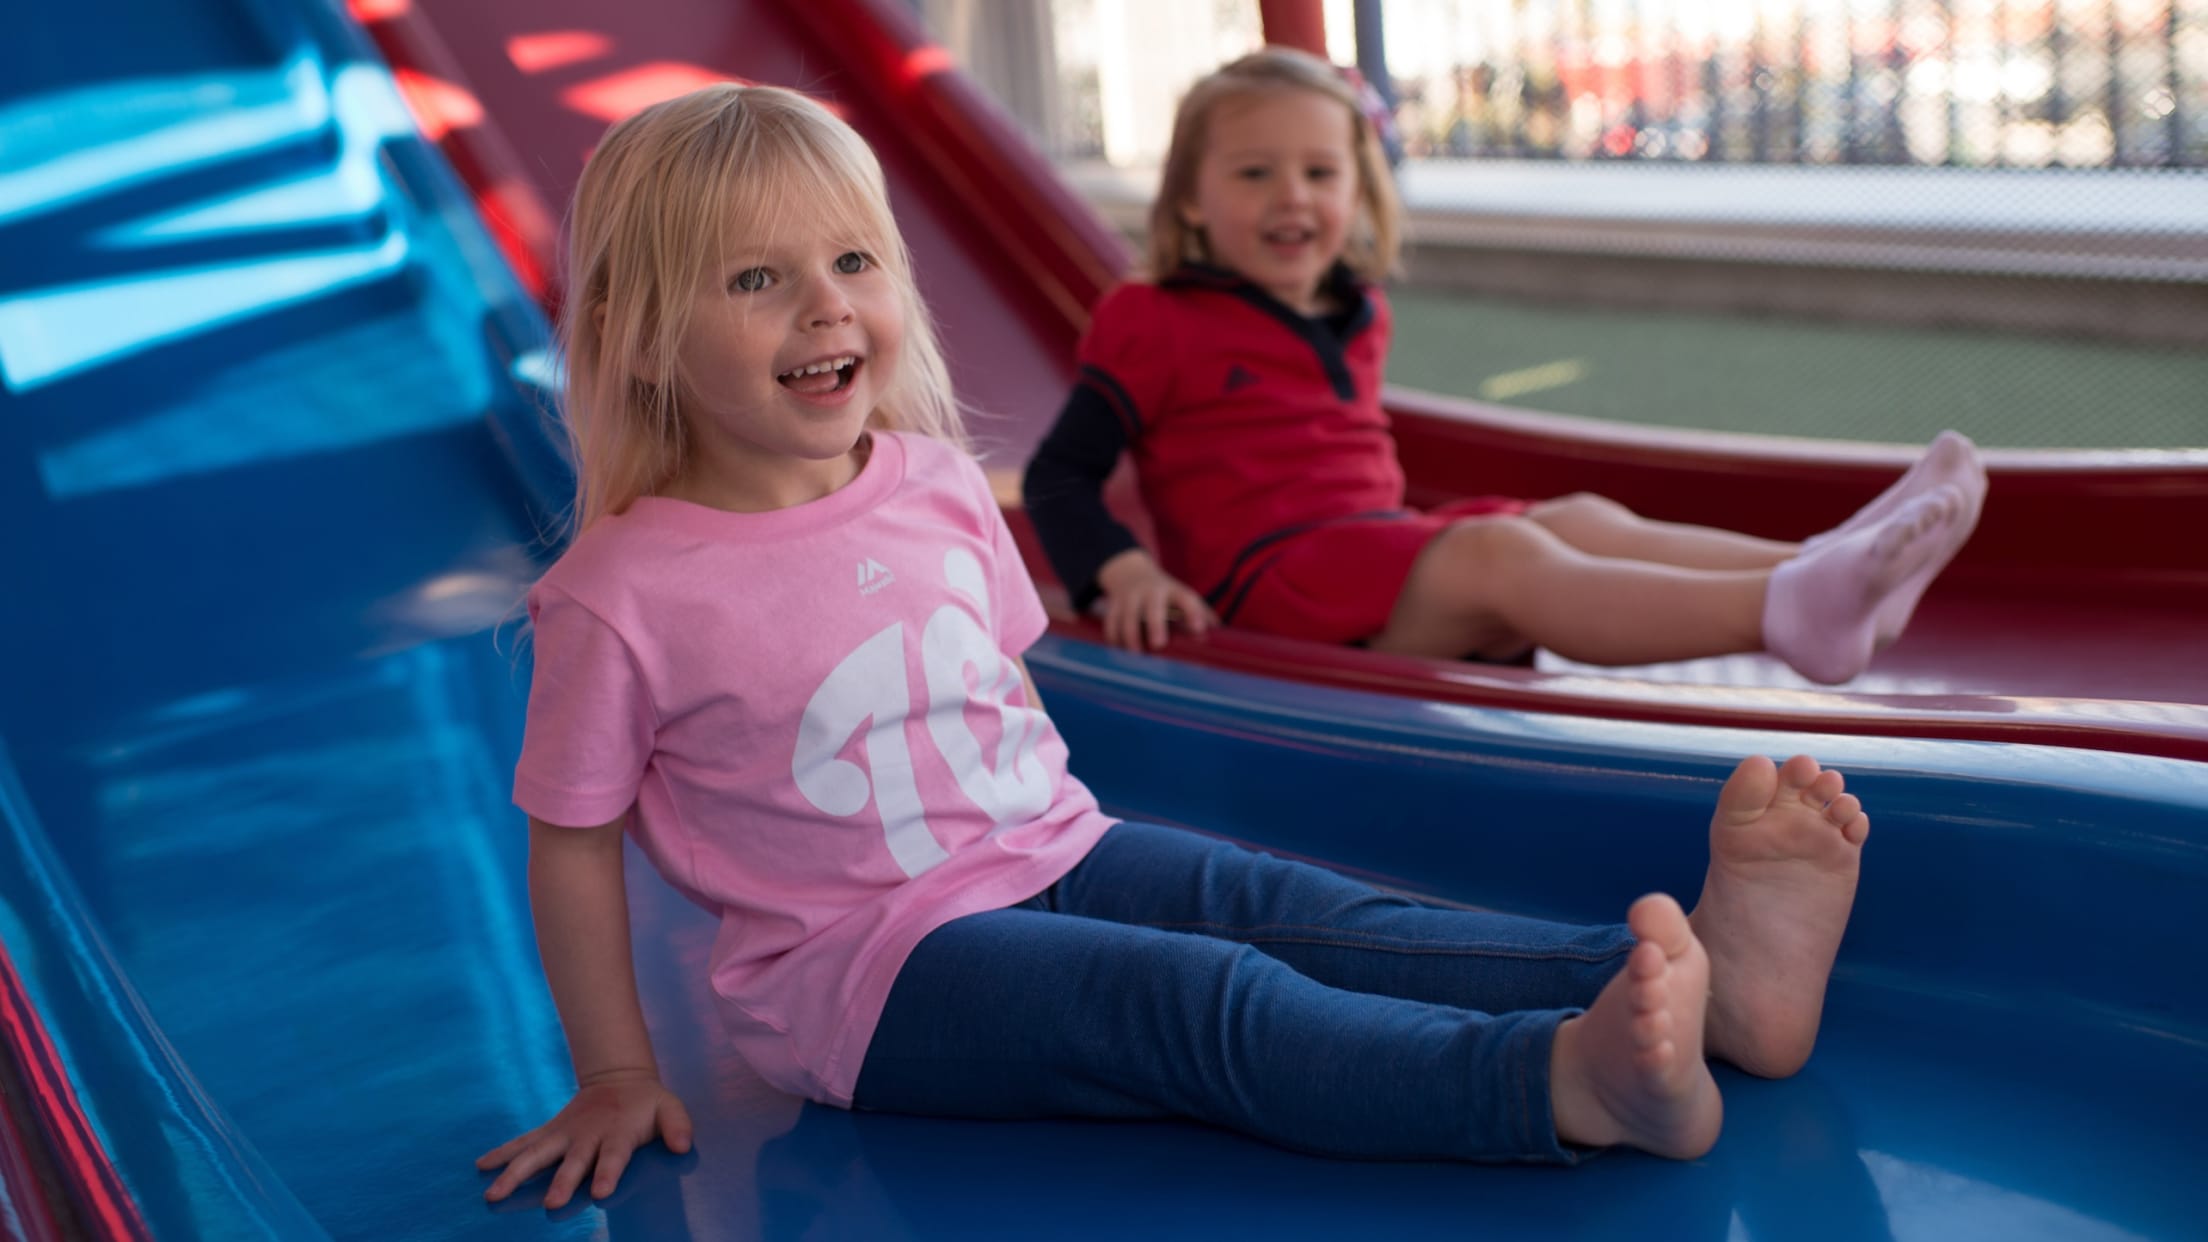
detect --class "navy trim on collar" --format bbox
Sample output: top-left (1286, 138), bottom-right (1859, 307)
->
top-left (1160, 263), bottom-right (1373, 401)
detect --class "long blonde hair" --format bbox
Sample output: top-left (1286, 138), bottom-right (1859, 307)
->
top-left (560, 84), bottom-right (962, 533)
top-left (1147, 48), bottom-right (1402, 284)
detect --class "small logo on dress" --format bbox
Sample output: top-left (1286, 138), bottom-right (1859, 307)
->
top-left (1223, 364), bottom-right (1261, 393)
top-left (857, 557), bottom-right (895, 595)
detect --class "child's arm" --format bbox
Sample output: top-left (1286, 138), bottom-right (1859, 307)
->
top-left (477, 816), bottom-right (694, 1208)
top-left (1021, 387), bottom-right (1142, 607)
top-left (1024, 394), bottom-right (1214, 651)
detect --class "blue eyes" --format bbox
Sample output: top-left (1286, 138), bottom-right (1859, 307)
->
top-left (729, 252), bottom-right (871, 293)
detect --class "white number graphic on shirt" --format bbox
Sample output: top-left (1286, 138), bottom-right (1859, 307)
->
top-left (924, 548), bottom-right (1054, 826)
top-left (792, 548), bottom-right (1049, 878)
top-left (792, 622), bottom-right (947, 878)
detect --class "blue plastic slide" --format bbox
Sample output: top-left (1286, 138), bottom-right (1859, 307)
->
top-left (1, 0), bottom-right (2203, 1238)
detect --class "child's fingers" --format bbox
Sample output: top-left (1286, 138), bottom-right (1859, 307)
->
top-left (1172, 584), bottom-right (1214, 633)
top-left (658, 1095), bottom-right (696, 1153)
top-left (477, 1129), bottom-right (537, 1169)
top-left (590, 1140), bottom-right (637, 1199)
top-left (1104, 600), bottom-right (1138, 651)
top-left (543, 1139), bottom-right (602, 1210)
top-left (483, 1133), bottom-right (567, 1201)
top-left (1145, 591), bottom-right (1171, 649)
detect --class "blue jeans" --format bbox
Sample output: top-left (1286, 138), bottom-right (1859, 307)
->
top-left (853, 822), bottom-right (1635, 1163)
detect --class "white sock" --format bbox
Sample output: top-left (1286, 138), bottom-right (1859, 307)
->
top-left (1764, 488), bottom-right (1963, 684)
top-left (1804, 431), bottom-right (1981, 553)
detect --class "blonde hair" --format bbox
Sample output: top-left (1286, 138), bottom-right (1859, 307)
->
top-left (560, 84), bottom-right (962, 533)
top-left (1148, 48), bottom-right (1402, 286)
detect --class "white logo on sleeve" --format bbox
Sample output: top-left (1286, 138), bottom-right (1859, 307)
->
top-left (857, 557), bottom-right (895, 595)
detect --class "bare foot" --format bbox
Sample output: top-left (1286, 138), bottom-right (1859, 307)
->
top-left (1549, 894), bottom-right (1722, 1159)
top-left (1763, 486), bottom-right (1961, 684)
top-left (1691, 755), bottom-right (1868, 1079)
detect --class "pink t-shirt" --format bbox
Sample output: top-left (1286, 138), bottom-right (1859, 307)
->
top-left (513, 431), bottom-right (1116, 1105)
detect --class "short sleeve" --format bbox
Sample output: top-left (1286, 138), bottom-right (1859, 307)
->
top-left (942, 450), bottom-right (1051, 656)
top-left (512, 584), bottom-right (658, 827)
top-left (988, 498), bottom-right (1049, 656)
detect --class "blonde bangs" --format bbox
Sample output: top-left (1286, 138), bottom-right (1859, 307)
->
top-left (557, 84), bottom-right (964, 536)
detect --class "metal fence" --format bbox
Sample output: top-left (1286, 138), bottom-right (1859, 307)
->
top-left (1004, 0), bottom-right (2208, 170)
top-left (1374, 0), bottom-right (2206, 169)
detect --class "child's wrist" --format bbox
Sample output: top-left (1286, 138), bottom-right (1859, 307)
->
top-left (1096, 548), bottom-right (1156, 593)
top-left (576, 1064), bottom-right (661, 1089)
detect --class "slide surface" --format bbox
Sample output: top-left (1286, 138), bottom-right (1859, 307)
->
top-left (1, 1), bottom-right (2204, 1239)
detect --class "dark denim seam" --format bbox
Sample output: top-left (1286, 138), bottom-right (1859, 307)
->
top-left (1139, 921), bottom-right (1631, 963)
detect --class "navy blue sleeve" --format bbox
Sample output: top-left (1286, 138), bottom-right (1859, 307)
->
top-left (1022, 367), bottom-right (1143, 613)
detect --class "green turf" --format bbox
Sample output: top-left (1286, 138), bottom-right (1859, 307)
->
top-left (1385, 290), bottom-right (2208, 449)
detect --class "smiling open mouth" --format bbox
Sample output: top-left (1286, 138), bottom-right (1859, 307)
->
top-left (778, 355), bottom-right (860, 394)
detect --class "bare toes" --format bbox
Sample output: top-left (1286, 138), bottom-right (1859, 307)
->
top-left (1714, 755), bottom-right (1779, 822)
top-left (1802, 769), bottom-right (1845, 809)
top-left (1627, 893), bottom-right (1694, 955)
top-left (1775, 754), bottom-right (1824, 797)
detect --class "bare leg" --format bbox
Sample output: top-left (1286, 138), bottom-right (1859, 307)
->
top-left (1368, 515), bottom-right (1767, 664)
top-left (1549, 894), bottom-right (1722, 1159)
top-left (1369, 494), bottom-right (1959, 676)
top-left (1527, 492), bottom-right (1796, 571)
top-left (1527, 432), bottom-right (1986, 580)
top-left (1691, 755), bottom-right (1868, 1079)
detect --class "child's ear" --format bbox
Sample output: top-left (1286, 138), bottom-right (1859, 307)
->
top-left (590, 303), bottom-right (614, 364)
top-left (594, 302), bottom-right (662, 383)
top-left (1178, 199), bottom-right (1204, 230)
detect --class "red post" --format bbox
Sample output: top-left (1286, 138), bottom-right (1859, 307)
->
top-left (1257, 0), bottom-right (1329, 57)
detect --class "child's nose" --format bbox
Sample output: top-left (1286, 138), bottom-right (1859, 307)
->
top-left (803, 282), bottom-right (855, 329)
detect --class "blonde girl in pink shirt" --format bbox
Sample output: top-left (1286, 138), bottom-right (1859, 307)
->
top-left (477, 83), bottom-right (1875, 1209)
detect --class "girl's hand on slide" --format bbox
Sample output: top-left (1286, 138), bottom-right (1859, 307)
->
top-left (476, 1070), bottom-right (695, 1209)
top-left (1096, 550), bottom-right (1215, 652)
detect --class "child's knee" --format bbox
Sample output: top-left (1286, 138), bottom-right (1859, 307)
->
top-left (1527, 491), bottom-right (1628, 533)
top-left (1422, 515), bottom-right (1553, 604)
top-left (1440, 512), bottom-right (1551, 561)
